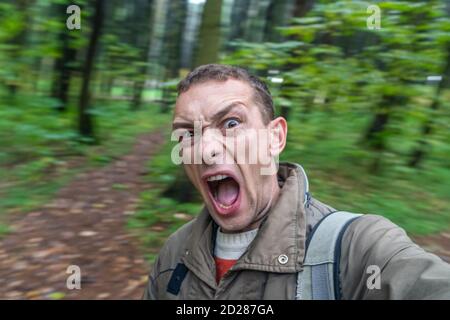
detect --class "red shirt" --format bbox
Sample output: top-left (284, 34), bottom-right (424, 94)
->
top-left (214, 257), bottom-right (237, 283)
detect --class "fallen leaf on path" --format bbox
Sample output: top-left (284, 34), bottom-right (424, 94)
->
top-left (174, 213), bottom-right (191, 221)
top-left (79, 230), bottom-right (98, 237)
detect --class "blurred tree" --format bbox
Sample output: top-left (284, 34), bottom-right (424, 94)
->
top-left (293, 0), bottom-right (315, 17)
top-left (360, 1), bottom-right (447, 172)
top-left (194, 0), bottom-right (223, 66)
top-left (224, 0), bottom-right (450, 172)
top-left (159, 0), bottom-right (187, 112)
top-left (1, 0), bottom-right (35, 96)
top-left (244, 0), bottom-right (271, 43)
top-left (180, 1), bottom-right (205, 70)
top-left (409, 42), bottom-right (450, 167)
top-left (161, 0), bottom-right (224, 204)
top-left (228, 0), bottom-right (251, 42)
top-left (129, 0), bottom-right (154, 110)
top-left (96, 0), bottom-right (144, 101)
top-left (276, 0), bottom-right (315, 120)
top-left (51, 2), bottom-right (77, 112)
top-left (78, 0), bottom-right (105, 139)
top-left (162, 0), bottom-right (187, 79)
top-left (263, 0), bottom-right (294, 42)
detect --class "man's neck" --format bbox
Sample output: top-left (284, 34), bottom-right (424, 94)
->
top-left (231, 175), bottom-right (281, 233)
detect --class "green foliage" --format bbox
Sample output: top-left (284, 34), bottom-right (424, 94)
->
top-left (0, 94), bottom-right (169, 215)
top-left (281, 111), bottom-right (450, 235)
top-left (223, 0), bottom-right (450, 171)
top-left (47, 292), bottom-right (65, 300)
top-left (221, 0), bottom-right (450, 234)
top-left (0, 224), bottom-right (11, 238)
top-left (0, 0), bottom-right (448, 261)
top-left (124, 1), bottom-right (450, 251)
top-left (127, 139), bottom-right (202, 262)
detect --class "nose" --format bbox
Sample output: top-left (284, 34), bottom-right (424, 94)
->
top-left (200, 128), bottom-right (223, 165)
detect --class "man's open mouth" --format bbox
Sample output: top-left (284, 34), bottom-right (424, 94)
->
top-left (205, 173), bottom-right (241, 215)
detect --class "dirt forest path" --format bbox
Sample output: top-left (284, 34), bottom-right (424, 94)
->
top-left (0, 131), bottom-right (164, 299)
top-left (413, 233), bottom-right (450, 263)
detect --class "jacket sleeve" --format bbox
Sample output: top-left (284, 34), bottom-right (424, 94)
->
top-left (142, 254), bottom-right (162, 300)
top-left (340, 214), bottom-right (450, 300)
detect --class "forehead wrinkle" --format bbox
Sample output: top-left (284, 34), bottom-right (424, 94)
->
top-left (173, 80), bottom-right (255, 126)
top-left (209, 101), bottom-right (247, 123)
top-left (172, 112), bottom-right (206, 131)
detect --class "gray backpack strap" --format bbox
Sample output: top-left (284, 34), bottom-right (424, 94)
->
top-left (296, 211), bottom-right (362, 300)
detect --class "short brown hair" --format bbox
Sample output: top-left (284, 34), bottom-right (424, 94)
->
top-left (177, 64), bottom-right (274, 124)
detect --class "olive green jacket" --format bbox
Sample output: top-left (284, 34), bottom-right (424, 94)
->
top-left (143, 162), bottom-right (450, 299)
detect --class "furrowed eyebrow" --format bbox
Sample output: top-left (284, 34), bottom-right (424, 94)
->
top-left (171, 102), bottom-right (245, 130)
top-left (210, 102), bottom-right (245, 123)
top-left (172, 121), bottom-right (194, 131)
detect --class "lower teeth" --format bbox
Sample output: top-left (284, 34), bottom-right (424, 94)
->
top-left (213, 190), bottom-right (232, 209)
top-left (218, 203), bottom-right (231, 209)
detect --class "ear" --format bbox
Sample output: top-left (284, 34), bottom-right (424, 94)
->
top-left (268, 117), bottom-right (288, 157)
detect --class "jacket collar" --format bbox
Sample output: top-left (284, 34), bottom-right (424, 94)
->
top-left (182, 162), bottom-right (308, 287)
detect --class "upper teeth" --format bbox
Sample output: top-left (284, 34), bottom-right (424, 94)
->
top-left (207, 174), bottom-right (229, 182)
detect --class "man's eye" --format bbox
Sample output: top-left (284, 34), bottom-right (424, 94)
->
top-left (224, 118), bottom-right (240, 129)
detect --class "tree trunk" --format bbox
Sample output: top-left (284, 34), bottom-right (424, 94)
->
top-left (408, 43), bottom-right (450, 167)
top-left (101, 66), bottom-right (114, 96)
top-left (243, 0), bottom-right (272, 43)
top-left (263, 0), bottom-right (292, 42)
top-left (228, 0), bottom-right (251, 42)
top-left (277, 0), bottom-right (315, 119)
top-left (129, 0), bottom-right (154, 110)
top-left (162, 0), bottom-right (187, 79)
top-left (293, 0), bottom-right (315, 17)
top-left (130, 80), bottom-right (144, 110)
top-left (78, 0), bottom-right (105, 139)
top-left (52, 4), bottom-right (77, 112)
top-left (363, 94), bottom-right (407, 173)
top-left (194, 0), bottom-right (223, 67)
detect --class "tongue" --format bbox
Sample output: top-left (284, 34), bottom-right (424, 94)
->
top-left (217, 179), bottom-right (239, 206)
